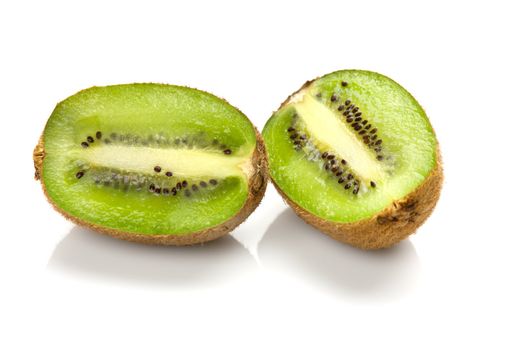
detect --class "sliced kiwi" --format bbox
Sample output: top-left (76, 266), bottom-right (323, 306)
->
top-left (34, 84), bottom-right (267, 245)
top-left (262, 70), bottom-right (442, 249)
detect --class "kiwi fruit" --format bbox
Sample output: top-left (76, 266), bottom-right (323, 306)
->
top-left (34, 84), bottom-right (267, 245)
top-left (262, 70), bottom-right (442, 249)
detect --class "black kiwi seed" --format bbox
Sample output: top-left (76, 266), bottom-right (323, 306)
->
top-left (75, 171), bottom-right (84, 179)
top-left (209, 179), bottom-right (218, 186)
top-left (346, 117), bottom-right (354, 123)
top-left (354, 125), bottom-right (362, 131)
top-left (371, 134), bottom-right (378, 141)
top-left (149, 184), bottom-right (155, 192)
top-left (287, 127), bottom-right (295, 132)
top-left (353, 187), bottom-right (359, 195)
top-left (330, 94), bottom-right (337, 102)
top-left (321, 152), bottom-right (328, 159)
top-left (192, 184), bottom-right (199, 191)
top-left (155, 188), bottom-right (161, 194)
top-left (341, 81), bottom-right (348, 87)
top-left (176, 182), bottom-right (182, 190)
top-left (200, 181), bottom-right (207, 188)
top-left (327, 154), bottom-right (335, 160)
top-left (365, 124), bottom-right (371, 130)
top-left (163, 188), bottom-right (169, 195)
top-left (87, 136), bottom-right (94, 143)
top-left (355, 112), bottom-right (362, 117)
top-left (364, 139), bottom-right (370, 145)
top-left (96, 131), bottom-right (102, 139)
top-left (81, 142), bottom-right (89, 148)
top-left (223, 149), bottom-right (232, 155)
top-left (370, 181), bottom-right (376, 188)
top-left (345, 100), bottom-right (351, 106)
top-left (324, 163), bottom-right (330, 170)
top-left (341, 159), bottom-right (347, 165)
top-left (355, 117), bottom-right (362, 122)
top-left (370, 128), bottom-right (377, 134)
top-left (290, 133), bottom-right (298, 139)
top-left (165, 171), bottom-right (173, 177)
top-left (338, 105), bottom-right (344, 111)
top-left (336, 170), bottom-right (343, 176)
top-left (182, 180), bottom-right (188, 187)
top-left (154, 166), bottom-right (161, 173)
top-left (377, 155), bottom-right (384, 161)
top-left (338, 178), bottom-right (345, 183)
top-left (347, 174), bottom-right (354, 180)
top-left (375, 139), bottom-right (383, 145)
top-left (171, 188), bottom-right (177, 195)
top-left (359, 130), bottom-right (366, 135)
top-left (344, 183), bottom-right (352, 190)
top-left (343, 111), bottom-right (350, 117)
top-left (184, 189), bottom-right (191, 197)
top-left (331, 166), bottom-right (339, 173)
top-left (352, 107), bottom-right (359, 113)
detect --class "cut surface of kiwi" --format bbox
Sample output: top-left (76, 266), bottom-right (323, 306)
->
top-left (34, 84), bottom-right (267, 245)
top-left (262, 70), bottom-right (442, 249)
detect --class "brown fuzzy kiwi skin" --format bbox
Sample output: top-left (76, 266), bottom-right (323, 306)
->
top-left (33, 130), bottom-right (268, 246)
top-left (272, 150), bottom-right (442, 250)
top-left (269, 72), bottom-right (443, 250)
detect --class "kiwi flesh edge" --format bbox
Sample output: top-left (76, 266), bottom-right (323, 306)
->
top-left (34, 132), bottom-right (268, 246)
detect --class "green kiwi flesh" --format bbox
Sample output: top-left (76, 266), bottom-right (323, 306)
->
top-left (35, 84), bottom-right (267, 244)
top-left (263, 70), bottom-right (442, 248)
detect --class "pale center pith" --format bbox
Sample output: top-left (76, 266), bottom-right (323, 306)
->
top-left (79, 146), bottom-right (253, 179)
top-left (290, 92), bottom-right (385, 182)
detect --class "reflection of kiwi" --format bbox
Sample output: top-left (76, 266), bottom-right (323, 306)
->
top-left (34, 84), bottom-right (267, 245)
top-left (262, 70), bottom-right (443, 249)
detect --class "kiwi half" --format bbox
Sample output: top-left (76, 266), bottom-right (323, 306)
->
top-left (34, 84), bottom-right (267, 245)
top-left (262, 70), bottom-right (442, 249)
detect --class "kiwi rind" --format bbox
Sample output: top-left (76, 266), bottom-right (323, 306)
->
top-left (272, 150), bottom-right (442, 249)
top-left (34, 131), bottom-right (267, 245)
top-left (265, 70), bottom-right (443, 249)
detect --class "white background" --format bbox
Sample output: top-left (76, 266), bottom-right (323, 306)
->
top-left (1, 1), bottom-right (524, 349)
